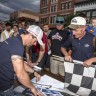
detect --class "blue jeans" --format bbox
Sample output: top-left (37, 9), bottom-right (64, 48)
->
top-left (0, 86), bottom-right (23, 96)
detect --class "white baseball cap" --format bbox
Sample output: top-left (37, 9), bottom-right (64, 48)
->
top-left (68, 16), bottom-right (86, 29)
top-left (27, 25), bottom-right (43, 45)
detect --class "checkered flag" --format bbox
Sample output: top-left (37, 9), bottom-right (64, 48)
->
top-left (64, 61), bottom-right (96, 96)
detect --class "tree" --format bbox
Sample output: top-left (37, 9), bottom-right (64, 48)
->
top-left (64, 14), bottom-right (77, 28)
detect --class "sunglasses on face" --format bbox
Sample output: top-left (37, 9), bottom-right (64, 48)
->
top-left (56, 21), bottom-right (64, 24)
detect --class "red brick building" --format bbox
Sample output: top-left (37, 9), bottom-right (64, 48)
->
top-left (40, 0), bottom-right (75, 28)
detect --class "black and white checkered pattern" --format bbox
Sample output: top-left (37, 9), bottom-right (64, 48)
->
top-left (64, 61), bottom-right (96, 96)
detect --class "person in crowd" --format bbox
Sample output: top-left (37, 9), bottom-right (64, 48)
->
top-left (12, 24), bottom-right (38, 67)
top-left (30, 31), bottom-right (46, 69)
top-left (18, 21), bottom-right (26, 35)
top-left (48, 16), bottom-right (70, 76)
top-left (43, 23), bottom-right (51, 37)
top-left (0, 25), bottom-right (44, 96)
top-left (18, 21), bottom-right (30, 62)
top-left (61, 16), bottom-right (95, 63)
top-left (27, 24), bottom-right (50, 70)
top-left (42, 23), bottom-right (51, 71)
top-left (83, 36), bottom-right (96, 67)
top-left (12, 24), bottom-right (20, 37)
top-left (27, 24), bottom-right (50, 69)
top-left (1, 22), bottom-right (13, 42)
top-left (0, 22), bottom-right (3, 42)
top-left (35, 23), bottom-right (50, 69)
top-left (12, 24), bottom-right (28, 63)
top-left (86, 17), bottom-right (96, 36)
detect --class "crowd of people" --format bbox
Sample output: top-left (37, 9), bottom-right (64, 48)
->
top-left (0, 15), bottom-right (96, 96)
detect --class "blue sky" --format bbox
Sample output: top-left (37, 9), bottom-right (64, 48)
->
top-left (0, 0), bottom-right (40, 21)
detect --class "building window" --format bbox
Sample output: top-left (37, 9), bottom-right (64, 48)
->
top-left (41, 7), bottom-right (48, 14)
top-left (50, 16), bottom-right (56, 24)
top-left (51, 5), bottom-right (57, 12)
top-left (65, 2), bottom-right (68, 9)
top-left (86, 11), bottom-right (90, 17)
top-left (51, 0), bottom-right (58, 4)
top-left (41, 17), bottom-right (47, 24)
top-left (61, 3), bottom-right (66, 10)
top-left (61, 1), bottom-right (71, 10)
top-left (68, 1), bottom-right (71, 9)
top-left (42, 0), bottom-right (48, 5)
top-left (86, 11), bottom-right (91, 23)
top-left (92, 10), bottom-right (96, 17)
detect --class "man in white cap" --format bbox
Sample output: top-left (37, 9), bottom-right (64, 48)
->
top-left (61, 16), bottom-right (95, 63)
top-left (0, 25), bottom-right (44, 96)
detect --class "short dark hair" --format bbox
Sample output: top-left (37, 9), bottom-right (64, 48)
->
top-left (43, 23), bottom-right (49, 27)
top-left (13, 24), bottom-right (19, 29)
top-left (5, 22), bottom-right (12, 27)
top-left (77, 12), bottom-right (86, 18)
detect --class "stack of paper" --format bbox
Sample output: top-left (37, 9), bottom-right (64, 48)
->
top-left (31, 75), bottom-right (64, 91)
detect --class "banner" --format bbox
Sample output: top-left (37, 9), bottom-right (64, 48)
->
top-left (64, 61), bottom-right (96, 96)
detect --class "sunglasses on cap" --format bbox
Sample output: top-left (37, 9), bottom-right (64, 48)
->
top-left (56, 21), bottom-right (64, 24)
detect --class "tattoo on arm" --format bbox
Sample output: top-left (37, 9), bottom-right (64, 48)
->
top-left (11, 55), bottom-right (23, 62)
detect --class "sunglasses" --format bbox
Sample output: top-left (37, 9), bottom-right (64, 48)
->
top-left (56, 21), bottom-right (64, 24)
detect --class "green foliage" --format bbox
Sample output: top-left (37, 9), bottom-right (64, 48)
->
top-left (64, 14), bottom-right (77, 27)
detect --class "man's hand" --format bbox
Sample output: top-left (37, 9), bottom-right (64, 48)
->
top-left (27, 59), bottom-right (32, 65)
top-left (34, 72), bottom-right (41, 82)
top-left (64, 55), bottom-right (73, 62)
top-left (83, 59), bottom-right (93, 67)
top-left (27, 60), bottom-right (39, 67)
top-left (31, 87), bottom-right (44, 96)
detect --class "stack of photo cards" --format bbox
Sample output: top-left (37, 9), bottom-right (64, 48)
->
top-left (31, 75), bottom-right (64, 92)
top-left (14, 75), bottom-right (75, 96)
top-left (22, 87), bottom-right (63, 96)
top-left (40, 88), bottom-right (63, 96)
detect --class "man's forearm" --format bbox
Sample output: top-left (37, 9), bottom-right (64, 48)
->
top-left (89, 57), bottom-right (96, 63)
top-left (17, 69), bottom-right (35, 90)
top-left (37, 45), bottom-right (45, 62)
top-left (24, 62), bottom-right (34, 73)
top-left (11, 55), bottom-right (36, 92)
top-left (61, 47), bottom-right (69, 56)
top-left (48, 39), bottom-right (51, 48)
top-left (37, 51), bottom-right (44, 62)
top-left (25, 47), bottom-right (30, 61)
top-left (68, 50), bottom-right (72, 56)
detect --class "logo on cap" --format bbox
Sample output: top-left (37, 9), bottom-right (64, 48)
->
top-left (71, 19), bottom-right (77, 23)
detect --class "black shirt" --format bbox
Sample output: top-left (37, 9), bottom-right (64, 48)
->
top-left (0, 35), bottom-right (24, 91)
top-left (48, 29), bottom-right (70, 56)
